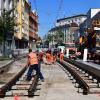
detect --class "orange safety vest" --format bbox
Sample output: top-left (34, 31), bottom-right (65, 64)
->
top-left (39, 52), bottom-right (43, 60)
top-left (60, 52), bottom-right (64, 61)
top-left (28, 52), bottom-right (38, 65)
top-left (46, 53), bottom-right (49, 62)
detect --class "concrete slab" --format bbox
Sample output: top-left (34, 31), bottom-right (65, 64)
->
top-left (77, 60), bottom-right (100, 70)
top-left (0, 60), bottom-right (13, 68)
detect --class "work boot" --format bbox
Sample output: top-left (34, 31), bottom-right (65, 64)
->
top-left (41, 79), bottom-right (45, 82)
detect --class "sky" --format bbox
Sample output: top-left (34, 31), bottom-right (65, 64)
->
top-left (29, 0), bottom-right (100, 38)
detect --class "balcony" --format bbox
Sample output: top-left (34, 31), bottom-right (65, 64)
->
top-left (29, 31), bottom-right (38, 40)
top-left (22, 33), bottom-right (29, 40)
top-left (29, 12), bottom-right (38, 22)
top-left (29, 28), bottom-right (35, 33)
top-left (29, 24), bottom-right (38, 32)
top-left (92, 20), bottom-right (100, 27)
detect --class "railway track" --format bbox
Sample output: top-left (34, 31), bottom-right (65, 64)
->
top-left (0, 60), bottom-right (14, 73)
top-left (58, 59), bottom-right (100, 95)
top-left (0, 56), bottom-right (39, 98)
top-left (0, 55), bottom-right (27, 74)
top-left (0, 66), bottom-right (39, 98)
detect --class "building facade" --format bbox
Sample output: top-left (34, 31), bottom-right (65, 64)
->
top-left (48, 14), bottom-right (87, 47)
top-left (80, 9), bottom-right (100, 50)
top-left (56, 15), bottom-right (87, 44)
top-left (0, 0), bottom-right (39, 55)
top-left (14, 0), bottom-right (30, 49)
top-left (0, 0), bottom-right (30, 49)
top-left (56, 14), bottom-right (86, 27)
top-left (0, 0), bottom-right (13, 15)
top-left (92, 11), bottom-right (100, 49)
top-left (29, 10), bottom-right (38, 49)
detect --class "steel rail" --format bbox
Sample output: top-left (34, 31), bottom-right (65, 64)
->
top-left (64, 57), bottom-right (100, 84)
top-left (28, 75), bottom-right (39, 97)
top-left (0, 55), bottom-right (27, 73)
top-left (0, 66), bottom-right (27, 97)
top-left (0, 60), bottom-right (14, 73)
top-left (58, 60), bottom-right (89, 95)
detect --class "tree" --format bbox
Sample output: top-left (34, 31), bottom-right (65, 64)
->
top-left (46, 30), bottom-right (64, 47)
top-left (55, 30), bottom-right (64, 44)
top-left (0, 17), bottom-right (3, 43)
top-left (38, 36), bottom-right (42, 42)
top-left (0, 9), bottom-right (17, 56)
top-left (47, 34), bottom-right (53, 42)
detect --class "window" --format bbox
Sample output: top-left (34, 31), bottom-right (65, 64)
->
top-left (4, 0), bottom-right (6, 9)
top-left (75, 18), bottom-right (77, 21)
top-left (17, 0), bottom-right (20, 5)
top-left (4, 0), bottom-right (5, 3)
top-left (8, 0), bottom-right (11, 5)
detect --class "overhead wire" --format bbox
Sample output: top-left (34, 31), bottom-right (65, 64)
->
top-left (56, 0), bottom-right (63, 20)
top-left (32, 0), bottom-right (64, 36)
top-left (53, 0), bottom-right (64, 27)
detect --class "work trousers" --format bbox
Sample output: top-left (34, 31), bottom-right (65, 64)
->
top-left (27, 64), bottom-right (44, 81)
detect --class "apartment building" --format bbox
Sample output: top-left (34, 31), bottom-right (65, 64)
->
top-left (92, 11), bottom-right (100, 48)
top-left (0, 0), bottom-right (13, 15)
top-left (0, 0), bottom-right (30, 49)
top-left (0, 0), bottom-right (39, 51)
top-left (29, 10), bottom-right (38, 49)
top-left (81, 9), bottom-right (100, 50)
top-left (56, 14), bottom-right (86, 27)
top-left (14, 0), bottom-right (30, 49)
top-left (56, 15), bottom-right (87, 43)
top-left (48, 15), bottom-right (87, 47)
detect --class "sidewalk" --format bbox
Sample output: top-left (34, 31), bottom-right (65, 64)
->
top-left (77, 60), bottom-right (100, 70)
top-left (0, 60), bottom-right (13, 68)
top-left (0, 53), bottom-right (27, 69)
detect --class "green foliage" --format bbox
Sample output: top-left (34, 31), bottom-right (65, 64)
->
top-left (47, 30), bottom-right (64, 45)
top-left (55, 30), bottom-right (64, 43)
top-left (0, 9), bottom-right (17, 43)
top-left (0, 16), bottom-right (4, 42)
top-left (0, 9), bottom-right (17, 56)
top-left (0, 57), bottom-right (11, 61)
top-left (47, 34), bottom-right (53, 42)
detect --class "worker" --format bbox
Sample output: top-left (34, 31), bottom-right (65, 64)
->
top-left (48, 50), bottom-right (53, 64)
top-left (53, 49), bottom-right (57, 63)
top-left (39, 51), bottom-right (44, 62)
top-left (60, 50), bottom-right (64, 61)
top-left (46, 50), bottom-right (50, 64)
top-left (26, 49), bottom-right (44, 81)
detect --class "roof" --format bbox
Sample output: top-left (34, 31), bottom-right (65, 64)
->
top-left (57, 14), bottom-right (87, 22)
top-left (48, 24), bottom-right (70, 32)
top-left (48, 23), bottom-right (78, 32)
top-left (92, 11), bottom-right (100, 19)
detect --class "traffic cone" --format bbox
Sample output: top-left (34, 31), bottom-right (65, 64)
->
top-left (14, 95), bottom-right (20, 100)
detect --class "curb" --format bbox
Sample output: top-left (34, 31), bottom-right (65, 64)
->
top-left (0, 60), bottom-right (14, 73)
